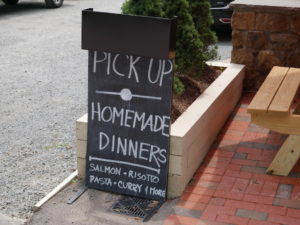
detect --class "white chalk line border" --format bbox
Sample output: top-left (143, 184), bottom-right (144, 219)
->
top-left (95, 90), bottom-right (162, 101)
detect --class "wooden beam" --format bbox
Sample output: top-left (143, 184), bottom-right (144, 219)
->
top-left (267, 135), bottom-right (300, 176)
top-left (32, 170), bottom-right (78, 212)
top-left (251, 113), bottom-right (300, 135)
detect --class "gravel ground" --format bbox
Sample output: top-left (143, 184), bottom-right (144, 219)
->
top-left (0, 0), bottom-right (124, 220)
top-left (0, 0), bottom-right (231, 222)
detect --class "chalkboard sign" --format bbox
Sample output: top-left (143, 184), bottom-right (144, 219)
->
top-left (82, 10), bottom-right (176, 201)
top-left (86, 51), bottom-right (173, 200)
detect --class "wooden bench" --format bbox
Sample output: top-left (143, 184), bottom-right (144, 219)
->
top-left (248, 66), bottom-right (300, 176)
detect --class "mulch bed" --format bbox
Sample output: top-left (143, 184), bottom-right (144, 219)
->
top-left (171, 64), bottom-right (223, 123)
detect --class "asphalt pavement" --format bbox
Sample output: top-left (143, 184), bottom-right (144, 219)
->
top-left (0, 0), bottom-right (232, 224)
top-left (0, 0), bottom-right (125, 223)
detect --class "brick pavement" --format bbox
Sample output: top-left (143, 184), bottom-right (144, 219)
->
top-left (163, 93), bottom-right (300, 225)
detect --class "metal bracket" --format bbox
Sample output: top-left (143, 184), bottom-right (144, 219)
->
top-left (67, 185), bottom-right (88, 204)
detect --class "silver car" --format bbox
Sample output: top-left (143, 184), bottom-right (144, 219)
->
top-left (2, 0), bottom-right (63, 8)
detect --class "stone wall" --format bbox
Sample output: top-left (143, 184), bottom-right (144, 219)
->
top-left (230, 0), bottom-right (300, 90)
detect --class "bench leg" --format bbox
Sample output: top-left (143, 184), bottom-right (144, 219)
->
top-left (266, 135), bottom-right (300, 176)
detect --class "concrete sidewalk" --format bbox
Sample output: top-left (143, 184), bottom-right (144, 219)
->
top-left (25, 180), bottom-right (177, 225)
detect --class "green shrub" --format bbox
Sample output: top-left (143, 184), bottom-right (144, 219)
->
top-left (122, 0), bottom-right (165, 17)
top-left (121, 0), bottom-right (218, 94)
top-left (188, 0), bottom-right (217, 45)
top-left (188, 0), bottom-right (218, 61)
top-left (164, 0), bottom-right (205, 74)
top-left (173, 76), bottom-right (185, 95)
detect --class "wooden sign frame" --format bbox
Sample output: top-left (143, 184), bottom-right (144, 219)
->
top-left (82, 10), bottom-right (176, 201)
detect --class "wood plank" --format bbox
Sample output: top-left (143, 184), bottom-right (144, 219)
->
top-left (171, 65), bottom-right (244, 155)
top-left (168, 173), bottom-right (188, 199)
top-left (76, 114), bottom-right (87, 141)
top-left (268, 68), bottom-right (300, 115)
top-left (251, 113), bottom-right (300, 135)
top-left (76, 139), bottom-right (87, 159)
top-left (248, 66), bottom-right (289, 114)
top-left (32, 171), bottom-right (78, 212)
top-left (267, 135), bottom-right (300, 176)
top-left (77, 158), bottom-right (86, 179)
top-left (169, 154), bottom-right (188, 175)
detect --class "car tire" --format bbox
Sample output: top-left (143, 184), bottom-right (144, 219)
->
top-left (2, 0), bottom-right (19, 5)
top-left (45, 0), bottom-right (63, 8)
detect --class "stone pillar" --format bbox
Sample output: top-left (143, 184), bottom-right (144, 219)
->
top-left (230, 0), bottom-right (300, 90)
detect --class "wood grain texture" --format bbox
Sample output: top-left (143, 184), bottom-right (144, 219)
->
top-left (248, 66), bottom-right (289, 114)
top-left (269, 68), bottom-right (300, 115)
top-left (267, 135), bottom-right (300, 176)
top-left (77, 158), bottom-right (86, 179)
top-left (171, 64), bottom-right (245, 155)
top-left (167, 173), bottom-right (189, 199)
top-left (76, 139), bottom-right (87, 159)
top-left (168, 154), bottom-right (188, 176)
top-left (251, 113), bottom-right (300, 135)
top-left (248, 67), bottom-right (300, 176)
top-left (76, 114), bottom-right (87, 141)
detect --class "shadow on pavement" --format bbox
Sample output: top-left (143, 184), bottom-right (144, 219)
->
top-left (214, 28), bottom-right (232, 42)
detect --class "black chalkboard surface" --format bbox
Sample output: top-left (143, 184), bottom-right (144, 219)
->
top-left (82, 10), bottom-right (176, 201)
top-left (86, 51), bottom-right (174, 200)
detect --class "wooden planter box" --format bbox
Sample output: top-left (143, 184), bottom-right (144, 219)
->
top-left (76, 62), bottom-right (245, 198)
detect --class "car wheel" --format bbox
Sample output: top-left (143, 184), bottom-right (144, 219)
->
top-left (2, 0), bottom-right (19, 5)
top-left (45, 0), bottom-right (63, 8)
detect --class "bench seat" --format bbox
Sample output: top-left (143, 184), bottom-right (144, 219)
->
top-left (248, 66), bottom-right (300, 176)
top-left (248, 66), bottom-right (300, 134)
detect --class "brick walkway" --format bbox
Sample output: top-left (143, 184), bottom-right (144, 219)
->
top-left (163, 93), bottom-right (300, 225)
